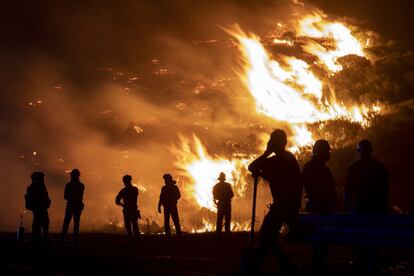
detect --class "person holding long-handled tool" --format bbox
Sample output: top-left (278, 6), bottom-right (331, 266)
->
top-left (244, 129), bottom-right (302, 275)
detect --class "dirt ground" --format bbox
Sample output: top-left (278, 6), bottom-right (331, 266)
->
top-left (0, 232), bottom-right (413, 275)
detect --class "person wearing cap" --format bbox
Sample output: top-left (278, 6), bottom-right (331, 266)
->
top-left (25, 171), bottom-right (51, 241)
top-left (345, 139), bottom-right (389, 214)
top-left (302, 140), bottom-right (337, 276)
top-left (158, 173), bottom-right (181, 237)
top-left (61, 169), bottom-right (85, 243)
top-left (213, 172), bottom-right (234, 235)
top-left (246, 129), bottom-right (302, 275)
top-left (116, 175), bottom-right (140, 242)
top-left (303, 140), bottom-right (337, 215)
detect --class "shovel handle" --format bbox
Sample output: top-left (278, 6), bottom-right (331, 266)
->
top-left (249, 175), bottom-right (259, 245)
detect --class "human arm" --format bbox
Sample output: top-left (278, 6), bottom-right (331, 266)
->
top-left (176, 186), bottom-right (181, 200)
top-left (248, 151), bottom-right (271, 178)
top-left (24, 186), bottom-right (32, 210)
top-left (158, 188), bottom-right (163, 213)
top-left (115, 190), bottom-right (123, 206)
top-left (43, 184), bottom-right (51, 209)
top-left (64, 183), bottom-right (70, 201)
top-left (81, 184), bottom-right (85, 203)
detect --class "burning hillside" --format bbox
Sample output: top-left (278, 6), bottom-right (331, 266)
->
top-left (0, 0), bottom-right (413, 233)
top-left (170, 4), bottom-right (388, 231)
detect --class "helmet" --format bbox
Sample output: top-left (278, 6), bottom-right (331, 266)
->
top-left (70, 169), bottom-right (80, 177)
top-left (31, 171), bottom-right (44, 181)
top-left (218, 172), bottom-right (226, 181)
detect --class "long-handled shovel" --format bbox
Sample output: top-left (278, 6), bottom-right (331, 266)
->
top-left (241, 175), bottom-right (259, 275)
top-left (249, 175), bottom-right (259, 247)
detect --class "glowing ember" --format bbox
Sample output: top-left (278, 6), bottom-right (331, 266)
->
top-left (133, 125), bottom-right (144, 134)
top-left (170, 134), bottom-right (250, 211)
top-left (272, 38), bottom-right (294, 46)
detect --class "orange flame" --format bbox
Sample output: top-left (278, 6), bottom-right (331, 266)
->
top-left (297, 10), bottom-right (364, 72)
top-left (191, 218), bottom-right (251, 233)
top-left (225, 11), bottom-right (381, 149)
top-left (172, 9), bottom-right (383, 232)
top-left (170, 135), bottom-right (251, 211)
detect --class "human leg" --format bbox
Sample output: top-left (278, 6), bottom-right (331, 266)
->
top-left (41, 209), bottom-right (49, 241)
top-left (164, 208), bottom-right (171, 237)
top-left (224, 205), bottom-right (231, 234)
top-left (61, 206), bottom-right (73, 240)
top-left (216, 208), bottom-right (224, 234)
top-left (73, 208), bottom-right (82, 242)
top-left (32, 210), bottom-right (41, 241)
top-left (171, 205), bottom-right (181, 236)
top-left (123, 212), bottom-right (133, 241)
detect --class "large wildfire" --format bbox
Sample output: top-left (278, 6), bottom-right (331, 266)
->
top-left (173, 7), bottom-right (383, 232)
top-left (4, 1), bottom-right (413, 234)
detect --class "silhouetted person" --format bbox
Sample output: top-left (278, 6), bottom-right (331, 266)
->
top-left (345, 139), bottom-right (389, 214)
top-left (61, 169), bottom-right (85, 243)
top-left (116, 175), bottom-right (140, 242)
top-left (345, 140), bottom-right (389, 275)
top-left (303, 140), bottom-right (337, 214)
top-left (302, 140), bottom-right (337, 276)
top-left (158, 173), bottom-right (181, 237)
top-left (25, 172), bottom-right (51, 241)
top-left (213, 172), bottom-right (234, 236)
top-left (246, 129), bottom-right (302, 274)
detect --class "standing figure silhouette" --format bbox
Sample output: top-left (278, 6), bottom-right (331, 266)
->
top-left (345, 139), bottom-right (389, 214)
top-left (61, 169), bottom-right (85, 243)
top-left (345, 139), bottom-right (389, 274)
top-left (213, 172), bottom-right (234, 236)
top-left (25, 172), bottom-right (51, 241)
top-left (158, 173), bottom-right (181, 237)
top-left (246, 129), bottom-right (302, 275)
top-left (303, 139), bottom-right (337, 215)
top-left (116, 175), bottom-right (140, 242)
top-left (302, 140), bottom-right (337, 276)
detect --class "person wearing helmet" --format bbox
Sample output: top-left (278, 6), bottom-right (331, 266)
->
top-left (25, 171), bottom-right (51, 241)
top-left (246, 129), bottom-right (302, 275)
top-left (116, 175), bottom-right (140, 242)
top-left (303, 140), bottom-right (337, 214)
top-left (61, 169), bottom-right (85, 243)
top-left (213, 172), bottom-right (234, 236)
top-left (158, 173), bottom-right (181, 237)
top-left (302, 140), bottom-right (337, 276)
top-left (345, 139), bottom-right (389, 213)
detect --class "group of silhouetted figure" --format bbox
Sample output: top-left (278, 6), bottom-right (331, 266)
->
top-left (25, 169), bottom-right (85, 242)
top-left (244, 130), bottom-right (389, 275)
top-left (24, 129), bottom-right (389, 275)
top-left (24, 170), bottom-right (185, 243)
